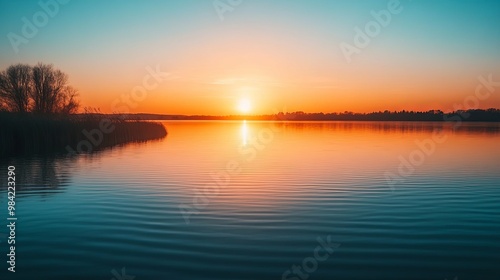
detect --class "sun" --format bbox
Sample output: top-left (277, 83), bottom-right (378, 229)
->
top-left (238, 98), bottom-right (252, 114)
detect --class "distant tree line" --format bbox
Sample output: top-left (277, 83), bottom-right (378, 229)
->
top-left (108, 109), bottom-right (500, 122)
top-left (0, 63), bottom-right (79, 114)
top-left (267, 109), bottom-right (500, 122)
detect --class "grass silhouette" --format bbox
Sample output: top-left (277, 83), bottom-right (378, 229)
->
top-left (0, 112), bottom-right (167, 157)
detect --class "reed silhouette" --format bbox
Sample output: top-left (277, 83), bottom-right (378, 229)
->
top-left (0, 112), bottom-right (167, 157)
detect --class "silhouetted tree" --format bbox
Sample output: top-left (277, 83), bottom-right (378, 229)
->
top-left (0, 63), bottom-right (79, 114)
top-left (32, 63), bottom-right (79, 114)
top-left (0, 64), bottom-right (32, 113)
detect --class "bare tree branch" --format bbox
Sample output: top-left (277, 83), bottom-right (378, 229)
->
top-left (0, 63), bottom-right (80, 115)
top-left (0, 64), bottom-right (32, 113)
top-left (31, 63), bottom-right (78, 114)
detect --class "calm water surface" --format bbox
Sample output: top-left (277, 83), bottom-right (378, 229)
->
top-left (1, 121), bottom-right (499, 280)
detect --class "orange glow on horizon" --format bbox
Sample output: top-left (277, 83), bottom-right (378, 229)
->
top-left (73, 69), bottom-right (500, 115)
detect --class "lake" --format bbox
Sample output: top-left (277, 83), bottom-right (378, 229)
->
top-left (1, 121), bottom-right (499, 279)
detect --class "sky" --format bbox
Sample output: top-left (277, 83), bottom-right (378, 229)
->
top-left (1, 0), bottom-right (500, 115)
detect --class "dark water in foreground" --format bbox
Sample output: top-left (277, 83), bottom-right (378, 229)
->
top-left (1, 121), bottom-right (499, 280)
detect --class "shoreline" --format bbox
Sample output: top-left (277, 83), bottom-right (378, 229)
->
top-left (0, 113), bottom-right (167, 157)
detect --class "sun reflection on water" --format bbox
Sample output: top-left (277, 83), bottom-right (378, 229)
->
top-left (241, 120), bottom-right (248, 146)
